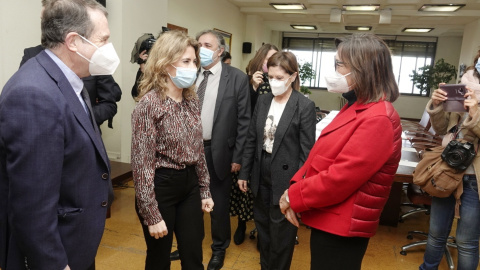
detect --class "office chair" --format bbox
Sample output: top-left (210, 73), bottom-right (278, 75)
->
top-left (399, 183), bottom-right (457, 270)
top-left (399, 183), bottom-right (430, 223)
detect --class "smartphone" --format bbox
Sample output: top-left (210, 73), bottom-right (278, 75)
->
top-left (441, 84), bottom-right (467, 112)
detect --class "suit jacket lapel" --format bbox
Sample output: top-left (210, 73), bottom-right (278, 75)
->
top-left (257, 93), bottom-right (273, 157)
top-left (214, 62), bottom-right (228, 123)
top-left (36, 52), bottom-right (109, 168)
top-left (272, 91), bottom-right (298, 159)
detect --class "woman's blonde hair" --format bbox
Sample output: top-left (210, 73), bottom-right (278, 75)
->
top-left (135, 30), bottom-right (200, 102)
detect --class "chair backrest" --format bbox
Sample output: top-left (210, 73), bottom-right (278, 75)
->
top-left (418, 109), bottom-right (430, 129)
top-left (407, 183), bottom-right (432, 206)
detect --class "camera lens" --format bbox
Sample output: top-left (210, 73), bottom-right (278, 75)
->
top-left (447, 149), bottom-right (466, 167)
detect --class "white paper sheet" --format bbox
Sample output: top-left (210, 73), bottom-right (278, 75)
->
top-left (399, 160), bottom-right (418, 168)
top-left (402, 147), bottom-right (417, 153)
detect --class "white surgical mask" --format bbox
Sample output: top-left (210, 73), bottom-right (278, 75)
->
top-left (324, 71), bottom-right (352, 93)
top-left (76, 35), bottom-right (120, 76)
top-left (269, 75), bottom-right (292, 96)
top-left (168, 64), bottom-right (198, 89)
top-left (199, 47), bottom-right (218, 67)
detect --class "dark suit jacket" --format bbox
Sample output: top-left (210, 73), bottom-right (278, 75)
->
top-left (20, 45), bottom-right (122, 128)
top-left (239, 90), bottom-right (316, 204)
top-left (0, 51), bottom-right (113, 270)
top-left (210, 62), bottom-right (251, 181)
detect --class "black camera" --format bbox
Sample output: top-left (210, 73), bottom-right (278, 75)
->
top-left (139, 37), bottom-right (156, 54)
top-left (441, 140), bottom-right (476, 171)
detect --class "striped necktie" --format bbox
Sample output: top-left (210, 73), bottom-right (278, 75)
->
top-left (197, 70), bottom-right (212, 109)
top-left (81, 87), bottom-right (99, 134)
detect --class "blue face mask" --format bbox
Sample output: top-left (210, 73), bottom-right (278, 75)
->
top-left (200, 47), bottom-right (218, 67)
top-left (476, 61), bottom-right (480, 74)
top-left (169, 65), bottom-right (198, 89)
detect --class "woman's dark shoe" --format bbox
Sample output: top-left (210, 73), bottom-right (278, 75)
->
top-left (170, 250), bottom-right (180, 261)
top-left (233, 219), bottom-right (246, 245)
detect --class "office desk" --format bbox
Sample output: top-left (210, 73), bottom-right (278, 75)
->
top-left (110, 161), bottom-right (132, 186)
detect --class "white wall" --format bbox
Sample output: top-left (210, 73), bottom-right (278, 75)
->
top-left (103, 0), bottom-right (169, 162)
top-left (459, 19), bottom-right (480, 72)
top-left (0, 1), bottom-right (42, 88)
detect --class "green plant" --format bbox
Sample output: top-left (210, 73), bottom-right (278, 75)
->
top-left (298, 62), bottom-right (315, 95)
top-left (410, 58), bottom-right (457, 96)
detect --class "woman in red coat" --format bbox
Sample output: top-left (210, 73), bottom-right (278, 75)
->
top-left (279, 33), bottom-right (402, 270)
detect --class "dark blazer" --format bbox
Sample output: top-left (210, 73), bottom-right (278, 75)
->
top-left (239, 90), bottom-right (316, 204)
top-left (210, 62), bottom-right (251, 180)
top-left (0, 51), bottom-right (113, 270)
top-left (20, 45), bottom-right (122, 129)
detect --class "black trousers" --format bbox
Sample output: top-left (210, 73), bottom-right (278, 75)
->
top-left (204, 144), bottom-right (232, 255)
top-left (254, 151), bottom-right (298, 270)
top-left (310, 228), bottom-right (370, 270)
top-left (136, 166), bottom-right (204, 270)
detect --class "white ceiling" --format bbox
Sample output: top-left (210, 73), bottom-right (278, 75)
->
top-left (225, 0), bottom-right (480, 37)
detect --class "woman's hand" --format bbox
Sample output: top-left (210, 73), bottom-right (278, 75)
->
top-left (148, 220), bottom-right (168, 239)
top-left (431, 83), bottom-right (448, 107)
top-left (238, 179), bottom-right (248, 192)
top-left (139, 50), bottom-right (148, 61)
top-left (279, 189), bottom-right (290, 213)
top-left (284, 207), bottom-right (300, 228)
top-left (231, 163), bottom-right (241, 173)
top-left (464, 86), bottom-right (478, 117)
top-left (251, 71), bottom-right (264, 91)
top-left (202, 198), bottom-right (214, 213)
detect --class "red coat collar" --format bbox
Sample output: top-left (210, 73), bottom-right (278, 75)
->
top-left (320, 101), bottom-right (380, 137)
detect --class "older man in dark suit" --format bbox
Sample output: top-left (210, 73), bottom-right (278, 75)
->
top-left (195, 29), bottom-right (251, 270)
top-left (20, 45), bottom-right (122, 130)
top-left (0, 0), bottom-right (117, 269)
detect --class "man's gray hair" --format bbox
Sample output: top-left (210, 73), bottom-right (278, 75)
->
top-left (196, 29), bottom-right (226, 58)
top-left (41, 0), bottom-right (107, 49)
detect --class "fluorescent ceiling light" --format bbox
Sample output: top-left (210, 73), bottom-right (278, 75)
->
top-left (402, 28), bottom-right (434, 33)
top-left (270, 3), bottom-right (306, 10)
top-left (419, 4), bottom-right (465, 12)
top-left (291, 25), bottom-right (317, 30)
top-left (345, 26), bottom-right (372, 31)
top-left (343, 5), bottom-right (380, 11)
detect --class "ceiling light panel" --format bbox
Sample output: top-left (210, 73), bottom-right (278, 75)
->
top-left (270, 3), bottom-right (307, 10)
top-left (345, 26), bottom-right (372, 31)
top-left (402, 28), bottom-right (434, 33)
top-left (343, 5), bottom-right (380, 11)
top-left (419, 4), bottom-right (465, 12)
top-left (291, 25), bottom-right (317, 30)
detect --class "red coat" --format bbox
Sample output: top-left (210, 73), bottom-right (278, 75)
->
top-left (288, 101), bottom-right (402, 238)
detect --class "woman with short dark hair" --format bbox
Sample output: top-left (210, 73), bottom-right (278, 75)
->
top-left (280, 33), bottom-right (402, 270)
top-left (238, 51), bottom-right (316, 269)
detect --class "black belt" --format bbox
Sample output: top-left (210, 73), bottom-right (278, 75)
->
top-left (203, 140), bottom-right (211, 146)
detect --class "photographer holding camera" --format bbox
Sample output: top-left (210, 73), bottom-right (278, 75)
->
top-left (130, 33), bottom-right (156, 99)
top-left (420, 82), bottom-right (480, 270)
